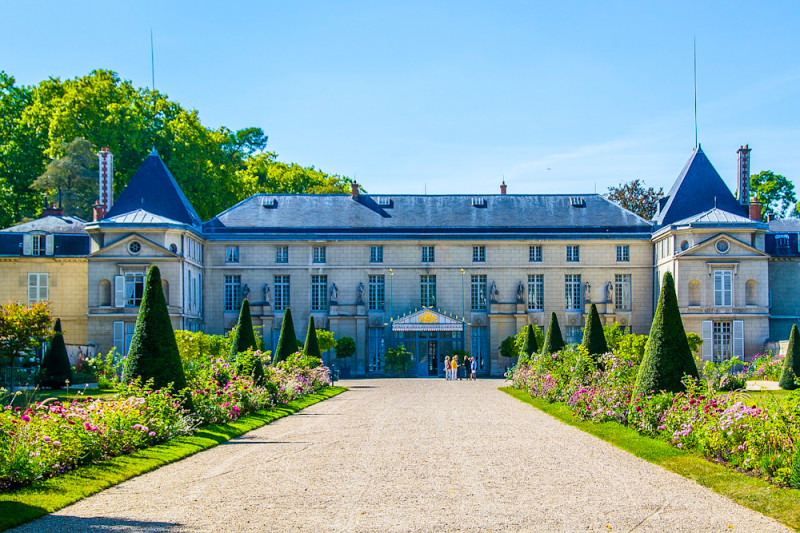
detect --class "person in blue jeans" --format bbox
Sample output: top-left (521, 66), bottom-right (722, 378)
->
top-left (470, 357), bottom-right (477, 380)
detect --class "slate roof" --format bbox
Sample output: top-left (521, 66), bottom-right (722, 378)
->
top-left (105, 150), bottom-right (202, 227)
top-left (105, 209), bottom-right (182, 225)
top-left (672, 208), bottom-right (758, 226)
top-left (654, 146), bottom-right (748, 227)
top-left (0, 215), bottom-right (87, 234)
top-left (768, 219), bottom-right (800, 233)
top-left (204, 193), bottom-right (652, 239)
top-left (767, 219), bottom-right (800, 257)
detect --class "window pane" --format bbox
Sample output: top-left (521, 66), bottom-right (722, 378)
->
top-left (472, 246), bottom-right (485, 263)
top-left (614, 274), bottom-right (631, 311)
top-left (616, 245), bottom-right (630, 262)
top-left (527, 274), bottom-right (544, 311)
top-left (274, 275), bottom-right (290, 311)
top-left (369, 274), bottom-right (385, 311)
top-left (225, 247), bottom-right (239, 263)
top-left (529, 245), bottom-right (542, 262)
top-left (471, 274), bottom-right (487, 310)
top-left (420, 274), bottom-right (436, 307)
top-left (224, 275), bottom-right (241, 311)
top-left (311, 274), bottom-right (328, 311)
top-left (276, 246), bottom-right (288, 263)
top-left (370, 246), bottom-right (383, 263)
top-left (565, 274), bottom-right (581, 310)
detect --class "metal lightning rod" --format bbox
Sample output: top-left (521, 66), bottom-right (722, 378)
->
top-left (693, 36), bottom-right (698, 148)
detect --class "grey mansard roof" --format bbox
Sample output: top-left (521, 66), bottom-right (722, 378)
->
top-left (203, 193), bottom-right (653, 239)
top-left (0, 215), bottom-right (87, 234)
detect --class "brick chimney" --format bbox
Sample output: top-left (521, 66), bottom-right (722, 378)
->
top-left (351, 181), bottom-right (359, 199)
top-left (98, 147), bottom-right (114, 214)
top-left (92, 202), bottom-right (106, 221)
top-left (737, 144), bottom-right (751, 206)
top-left (500, 180), bottom-right (507, 195)
top-left (749, 200), bottom-right (762, 221)
top-left (41, 204), bottom-right (64, 217)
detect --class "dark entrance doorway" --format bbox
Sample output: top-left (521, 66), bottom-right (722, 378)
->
top-left (427, 340), bottom-right (438, 376)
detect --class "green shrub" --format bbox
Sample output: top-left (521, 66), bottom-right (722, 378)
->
top-left (632, 271), bottom-right (698, 398)
top-left (38, 318), bottom-right (73, 389)
top-left (521, 324), bottom-right (539, 357)
top-left (499, 336), bottom-right (517, 359)
top-left (582, 304), bottom-right (608, 358)
top-left (122, 266), bottom-right (187, 393)
top-left (615, 333), bottom-right (648, 363)
top-left (384, 345), bottom-right (413, 375)
top-left (230, 299), bottom-right (257, 357)
top-left (791, 441), bottom-right (800, 489)
top-left (273, 308), bottom-right (298, 364)
top-left (541, 312), bottom-right (565, 354)
top-left (779, 324), bottom-right (800, 390)
top-left (302, 317), bottom-right (321, 358)
top-left (335, 336), bottom-right (355, 359)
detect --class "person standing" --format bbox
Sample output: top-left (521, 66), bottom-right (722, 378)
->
top-left (470, 356), bottom-right (477, 380)
top-left (451, 355), bottom-right (458, 381)
top-left (444, 355), bottom-right (451, 380)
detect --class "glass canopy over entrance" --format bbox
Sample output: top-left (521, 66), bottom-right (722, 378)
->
top-left (391, 308), bottom-right (465, 377)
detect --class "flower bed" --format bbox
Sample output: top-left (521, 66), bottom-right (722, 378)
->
top-left (1, 350), bottom-right (330, 491)
top-left (512, 347), bottom-right (800, 486)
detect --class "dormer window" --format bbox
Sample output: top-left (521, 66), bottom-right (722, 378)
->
top-left (32, 234), bottom-right (45, 256)
top-left (776, 234), bottom-right (790, 252)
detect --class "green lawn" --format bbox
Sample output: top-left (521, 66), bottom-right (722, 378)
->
top-left (500, 386), bottom-right (800, 531)
top-left (1, 387), bottom-right (118, 408)
top-left (0, 386), bottom-right (347, 531)
top-left (735, 389), bottom-right (794, 409)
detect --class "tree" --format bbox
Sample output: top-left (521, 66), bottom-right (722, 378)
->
top-left (749, 171), bottom-right (797, 220)
top-left (582, 304), bottom-right (608, 358)
top-left (384, 345), bottom-right (413, 376)
top-left (779, 324), bottom-right (800, 390)
top-left (273, 308), bottom-right (298, 364)
top-left (302, 316), bottom-right (321, 359)
top-left (606, 179), bottom-right (664, 220)
top-left (236, 152), bottom-right (355, 197)
top-left (230, 299), bottom-right (257, 357)
top-left (335, 337), bottom-right (356, 359)
top-left (122, 266), bottom-right (187, 392)
top-left (632, 272), bottom-right (698, 398)
top-left (541, 312), bottom-right (565, 354)
top-left (38, 318), bottom-right (72, 388)
top-left (32, 138), bottom-right (97, 219)
top-left (521, 324), bottom-right (538, 357)
top-left (0, 301), bottom-right (52, 391)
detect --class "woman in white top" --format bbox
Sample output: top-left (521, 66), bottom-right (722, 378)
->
top-left (444, 355), bottom-right (451, 380)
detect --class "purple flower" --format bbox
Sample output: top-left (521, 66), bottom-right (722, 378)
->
top-left (21, 414), bottom-right (31, 422)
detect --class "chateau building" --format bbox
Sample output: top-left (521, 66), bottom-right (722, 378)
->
top-left (2, 143), bottom-right (797, 376)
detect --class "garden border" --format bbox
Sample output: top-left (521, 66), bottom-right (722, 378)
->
top-left (500, 386), bottom-right (800, 531)
top-left (0, 386), bottom-right (347, 531)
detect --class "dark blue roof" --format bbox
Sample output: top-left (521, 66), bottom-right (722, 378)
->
top-left (55, 234), bottom-right (90, 256)
top-left (0, 234), bottom-right (22, 255)
top-left (655, 146), bottom-right (748, 227)
top-left (105, 150), bottom-right (202, 227)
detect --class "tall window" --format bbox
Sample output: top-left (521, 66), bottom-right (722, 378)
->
top-left (369, 274), bottom-right (385, 311)
top-left (615, 274), bottom-right (631, 311)
top-left (32, 235), bottom-right (46, 256)
top-left (370, 246), bottom-right (383, 263)
top-left (472, 245), bottom-right (486, 263)
top-left (529, 245), bottom-right (542, 263)
top-left (368, 327), bottom-right (385, 372)
top-left (471, 274), bottom-right (487, 310)
top-left (224, 275), bottom-right (241, 311)
top-left (420, 274), bottom-right (436, 307)
top-left (312, 246), bottom-right (326, 264)
top-left (311, 274), bottom-right (328, 311)
top-left (421, 245), bottom-right (435, 263)
top-left (125, 272), bottom-right (145, 307)
top-left (471, 326), bottom-right (488, 371)
top-left (527, 274), bottom-right (544, 311)
top-left (565, 274), bottom-right (582, 310)
top-left (714, 270), bottom-right (733, 307)
top-left (566, 245), bottom-right (580, 262)
top-left (564, 326), bottom-right (582, 344)
top-left (275, 245), bottom-right (288, 263)
top-left (713, 321), bottom-right (732, 362)
top-left (616, 245), bottom-right (630, 262)
top-left (225, 246), bottom-right (239, 263)
top-left (274, 275), bottom-right (290, 311)
top-left (27, 273), bottom-right (48, 304)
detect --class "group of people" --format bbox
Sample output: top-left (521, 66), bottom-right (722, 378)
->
top-left (443, 354), bottom-right (477, 380)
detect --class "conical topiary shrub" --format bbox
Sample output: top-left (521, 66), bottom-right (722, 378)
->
top-left (582, 303), bottom-right (608, 359)
top-left (39, 318), bottom-right (72, 389)
top-left (632, 271), bottom-right (698, 398)
top-left (230, 298), bottom-right (258, 357)
top-left (122, 266), bottom-right (187, 392)
top-left (302, 316), bottom-right (321, 359)
top-left (522, 324), bottom-right (538, 357)
top-left (273, 308), bottom-right (298, 364)
top-left (541, 312), bottom-right (565, 354)
top-left (779, 324), bottom-right (800, 390)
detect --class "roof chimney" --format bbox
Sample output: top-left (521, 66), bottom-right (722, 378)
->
top-left (500, 180), bottom-right (507, 195)
top-left (737, 144), bottom-right (751, 206)
top-left (98, 147), bottom-right (114, 214)
top-left (92, 201), bottom-right (107, 222)
top-left (351, 181), bottom-right (359, 199)
top-left (749, 200), bottom-right (762, 221)
top-left (41, 204), bottom-right (64, 217)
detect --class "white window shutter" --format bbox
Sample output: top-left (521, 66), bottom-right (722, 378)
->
top-left (45, 235), bottom-right (54, 255)
top-left (41, 273), bottom-right (48, 301)
top-left (27, 273), bottom-right (36, 304)
top-left (701, 320), bottom-right (713, 361)
top-left (113, 321), bottom-right (124, 356)
top-left (22, 234), bottom-right (32, 255)
top-left (114, 275), bottom-right (125, 307)
top-left (733, 320), bottom-right (744, 358)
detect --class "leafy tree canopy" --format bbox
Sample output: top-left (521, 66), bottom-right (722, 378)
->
top-left (0, 301), bottom-right (52, 360)
top-left (606, 179), bottom-right (664, 220)
top-left (749, 171), bottom-right (797, 220)
top-left (32, 138), bottom-right (97, 219)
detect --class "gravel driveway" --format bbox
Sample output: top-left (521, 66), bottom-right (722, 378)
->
top-left (15, 379), bottom-right (788, 532)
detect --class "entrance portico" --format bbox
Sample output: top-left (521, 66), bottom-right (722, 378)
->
top-left (391, 308), bottom-right (465, 377)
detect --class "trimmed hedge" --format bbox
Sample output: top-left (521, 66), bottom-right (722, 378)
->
top-left (38, 318), bottom-right (72, 389)
top-left (582, 303), bottom-right (608, 358)
top-left (522, 324), bottom-right (538, 357)
top-left (273, 307), bottom-right (298, 364)
top-left (230, 299), bottom-right (258, 357)
top-left (779, 324), bottom-right (799, 390)
top-left (302, 316), bottom-right (321, 359)
top-left (541, 312), bottom-right (565, 354)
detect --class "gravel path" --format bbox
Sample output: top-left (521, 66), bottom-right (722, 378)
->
top-left (15, 379), bottom-right (788, 532)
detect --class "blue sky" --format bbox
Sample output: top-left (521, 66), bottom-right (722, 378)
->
top-left (2, 1), bottom-right (798, 196)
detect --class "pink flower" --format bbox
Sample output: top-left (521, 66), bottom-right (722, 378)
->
top-left (148, 431), bottom-right (156, 437)
top-left (53, 440), bottom-right (61, 447)
top-left (43, 436), bottom-right (51, 443)
top-left (21, 414), bottom-right (31, 422)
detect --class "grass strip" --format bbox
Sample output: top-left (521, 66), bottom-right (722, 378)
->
top-left (0, 386), bottom-right (347, 531)
top-left (499, 386), bottom-right (800, 531)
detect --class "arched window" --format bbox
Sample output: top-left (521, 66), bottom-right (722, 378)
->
top-left (99, 279), bottom-right (111, 306)
top-left (161, 279), bottom-right (169, 306)
top-left (688, 279), bottom-right (701, 306)
top-left (746, 279), bottom-right (757, 306)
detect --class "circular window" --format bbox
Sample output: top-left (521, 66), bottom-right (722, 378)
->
top-left (128, 240), bottom-right (142, 255)
top-left (681, 240), bottom-right (689, 251)
top-left (715, 239), bottom-right (730, 254)
top-left (169, 243), bottom-right (178, 253)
